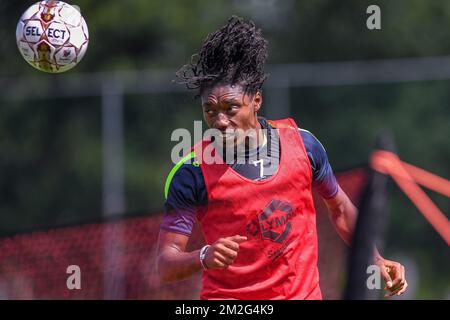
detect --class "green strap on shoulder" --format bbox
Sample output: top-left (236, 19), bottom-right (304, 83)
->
top-left (164, 151), bottom-right (196, 199)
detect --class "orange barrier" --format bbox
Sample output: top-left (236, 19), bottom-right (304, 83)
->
top-left (371, 150), bottom-right (450, 246)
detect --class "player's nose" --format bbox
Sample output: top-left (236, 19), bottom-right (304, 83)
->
top-left (213, 113), bottom-right (231, 131)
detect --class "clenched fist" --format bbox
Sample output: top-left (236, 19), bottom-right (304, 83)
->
top-left (203, 235), bottom-right (247, 269)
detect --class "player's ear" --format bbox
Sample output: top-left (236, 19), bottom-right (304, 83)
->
top-left (253, 91), bottom-right (262, 112)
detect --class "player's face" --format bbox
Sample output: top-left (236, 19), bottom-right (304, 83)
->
top-left (201, 83), bottom-right (262, 147)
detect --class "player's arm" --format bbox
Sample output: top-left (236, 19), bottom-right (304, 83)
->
top-left (322, 185), bottom-right (357, 246)
top-left (157, 158), bottom-right (246, 283)
top-left (156, 230), bottom-right (202, 282)
top-left (157, 230), bottom-right (247, 283)
top-left (300, 129), bottom-right (356, 244)
top-left (302, 129), bottom-right (407, 297)
top-left (322, 187), bottom-right (408, 297)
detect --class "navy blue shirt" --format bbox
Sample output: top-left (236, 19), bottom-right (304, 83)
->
top-left (162, 119), bottom-right (338, 236)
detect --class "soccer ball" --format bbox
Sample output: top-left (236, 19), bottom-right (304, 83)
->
top-left (16, 1), bottom-right (89, 73)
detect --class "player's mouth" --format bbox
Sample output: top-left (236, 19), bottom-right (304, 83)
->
top-left (219, 132), bottom-right (236, 139)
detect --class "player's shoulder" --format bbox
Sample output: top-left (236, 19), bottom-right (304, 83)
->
top-left (164, 151), bottom-right (203, 199)
top-left (264, 117), bottom-right (326, 153)
top-left (298, 128), bottom-right (326, 153)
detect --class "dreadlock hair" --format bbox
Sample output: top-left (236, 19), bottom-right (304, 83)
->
top-left (176, 16), bottom-right (268, 97)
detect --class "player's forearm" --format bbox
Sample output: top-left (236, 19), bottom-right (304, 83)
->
top-left (326, 192), bottom-right (386, 263)
top-left (329, 204), bottom-right (357, 245)
top-left (324, 187), bottom-right (358, 246)
top-left (157, 248), bottom-right (202, 283)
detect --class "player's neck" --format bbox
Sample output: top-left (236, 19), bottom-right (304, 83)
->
top-left (245, 120), bottom-right (265, 149)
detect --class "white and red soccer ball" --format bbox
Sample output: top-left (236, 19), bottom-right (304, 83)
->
top-left (16, 1), bottom-right (89, 73)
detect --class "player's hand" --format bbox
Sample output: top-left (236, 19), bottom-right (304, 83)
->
top-left (204, 235), bottom-right (247, 269)
top-left (375, 256), bottom-right (408, 298)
